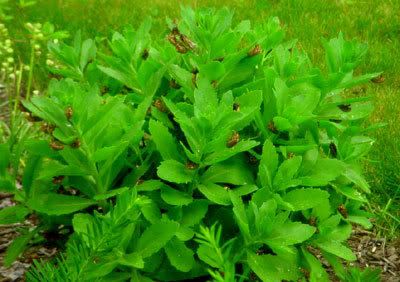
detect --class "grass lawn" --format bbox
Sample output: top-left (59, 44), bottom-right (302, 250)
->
top-left (10, 0), bottom-right (400, 237)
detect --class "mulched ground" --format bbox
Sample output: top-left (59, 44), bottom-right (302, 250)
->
top-left (1, 195), bottom-right (399, 281)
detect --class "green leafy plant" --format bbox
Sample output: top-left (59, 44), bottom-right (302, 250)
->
top-left (4, 6), bottom-right (380, 281)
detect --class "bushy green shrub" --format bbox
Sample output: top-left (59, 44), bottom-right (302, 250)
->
top-left (0, 6), bottom-right (380, 282)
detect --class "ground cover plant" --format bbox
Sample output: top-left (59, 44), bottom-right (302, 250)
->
top-left (0, 5), bottom-right (387, 281)
top-left (7, 0), bottom-right (399, 238)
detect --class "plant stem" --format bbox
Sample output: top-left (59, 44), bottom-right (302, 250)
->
top-left (26, 43), bottom-right (35, 100)
top-left (12, 63), bottom-right (24, 125)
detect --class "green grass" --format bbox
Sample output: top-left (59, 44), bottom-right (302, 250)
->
top-left (8, 0), bottom-right (400, 237)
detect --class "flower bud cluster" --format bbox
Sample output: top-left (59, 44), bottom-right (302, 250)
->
top-left (25, 22), bottom-right (45, 56)
top-left (0, 23), bottom-right (15, 79)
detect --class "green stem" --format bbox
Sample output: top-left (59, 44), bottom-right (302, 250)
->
top-left (26, 43), bottom-right (35, 100)
top-left (12, 63), bottom-right (24, 125)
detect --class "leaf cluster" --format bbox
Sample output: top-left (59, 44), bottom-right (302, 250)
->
top-left (0, 6), bottom-right (380, 282)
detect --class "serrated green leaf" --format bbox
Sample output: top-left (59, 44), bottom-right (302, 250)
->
top-left (347, 216), bottom-right (372, 229)
top-left (265, 221), bottom-right (316, 246)
top-left (301, 247), bottom-right (330, 282)
top-left (164, 237), bottom-right (195, 272)
top-left (198, 183), bottom-right (230, 206)
top-left (149, 119), bottom-right (182, 162)
top-left (342, 167), bottom-right (370, 193)
top-left (273, 156), bottom-right (302, 190)
top-left (180, 200), bottom-right (208, 227)
top-left (136, 220), bottom-right (179, 258)
top-left (282, 188), bottom-right (329, 211)
top-left (161, 186), bottom-right (193, 206)
top-left (201, 156), bottom-right (254, 185)
top-left (119, 252), bottom-right (144, 269)
top-left (316, 241), bottom-right (356, 261)
top-left (247, 252), bottom-right (299, 282)
top-left (157, 160), bottom-right (195, 184)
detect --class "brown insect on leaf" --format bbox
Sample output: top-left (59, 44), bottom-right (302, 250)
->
top-left (227, 131), bottom-right (240, 148)
top-left (52, 175), bottom-right (65, 185)
top-left (153, 98), bottom-right (168, 113)
top-left (175, 43), bottom-right (188, 54)
top-left (169, 79), bottom-right (181, 89)
top-left (329, 142), bottom-right (338, 158)
top-left (308, 216), bottom-right (317, 226)
top-left (65, 106), bottom-right (73, 120)
top-left (71, 138), bottom-right (81, 149)
top-left (186, 161), bottom-right (198, 170)
top-left (50, 140), bottom-right (64, 151)
top-left (267, 121), bottom-right (278, 134)
top-left (287, 152), bottom-right (295, 159)
top-left (211, 80), bottom-right (218, 88)
top-left (248, 44), bottom-right (262, 57)
top-left (40, 123), bottom-right (55, 134)
top-left (233, 102), bottom-right (240, 112)
top-left (214, 56), bottom-right (224, 62)
top-left (167, 33), bottom-right (178, 45)
top-left (180, 34), bottom-right (196, 50)
top-left (338, 104), bottom-right (351, 112)
top-left (338, 204), bottom-right (348, 218)
top-left (247, 153), bottom-right (259, 165)
top-left (371, 74), bottom-right (385, 84)
top-left (141, 48), bottom-right (149, 60)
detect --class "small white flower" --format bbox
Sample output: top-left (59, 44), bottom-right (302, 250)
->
top-left (23, 65), bottom-right (30, 71)
top-left (53, 39), bottom-right (59, 44)
top-left (6, 48), bottom-right (13, 53)
top-left (25, 22), bottom-right (34, 29)
top-left (46, 59), bottom-right (54, 66)
top-left (33, 90), bottom-right (40, 95)
top-left (7, 57), bottom-right (14, 63)
top-left (34, 44), bottom-right (41, 50)
top-left (8, 73), bottom-right (15, 79)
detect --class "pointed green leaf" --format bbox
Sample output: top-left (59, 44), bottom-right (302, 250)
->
top-left (27, 194), bottom-right (96, 215)
top-left (0, 205), bottom-right (30, 225)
